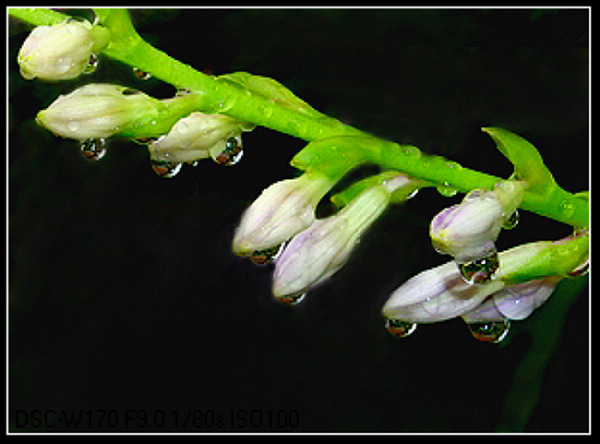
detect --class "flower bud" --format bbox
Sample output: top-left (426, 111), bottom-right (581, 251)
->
top-left (18, 19), bottom-right (109, 81)
top-left (272, 185), bottom-right (391, 299)
top-left (232, 171), bottom-right (335, 255)
top-left (36, 84), bottom-right (160, 140)
top-left (430, 180), bottom-right (526, 264)
top-left (381, 260), bottom-right (505, 323)
top-left (149, 111), bottom-right (253, 163)
top-left (461, 276), bottom-right (561, 323)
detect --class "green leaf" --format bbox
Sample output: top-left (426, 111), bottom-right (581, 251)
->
top-left (482, 127), bottom-right (556, 192)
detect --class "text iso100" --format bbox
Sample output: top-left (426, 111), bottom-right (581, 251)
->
top-left (229, 409), bottom-right (300, 430)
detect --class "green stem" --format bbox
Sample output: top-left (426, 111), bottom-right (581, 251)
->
top-left (9, 7), bottom-right (589, 228)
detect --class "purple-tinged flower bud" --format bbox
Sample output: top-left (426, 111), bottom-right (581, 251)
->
top-left (232, 171), bottom-right (335, 255)
top-left (18, 19), bottom-right (109, 81)
top-left (148, 112), bottom-right (253, 163)
top-left (430, 189), bottom-right (505, 263)
top-left (36, 84), bottom-right (159, 140)
top-left (461, 276), bottom-right (562, 323)
top-left (381, 260), bottom-right (505, 323)
top-left (430, 181), bottom-right (526, 264)
top-left (272, 185), bottom-right (391, 299)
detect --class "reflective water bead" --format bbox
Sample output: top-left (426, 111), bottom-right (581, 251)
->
top-left (250, 244), bottom-right (285, 265)
top-left (276, 292), bottom-right (306, 306)
top-left (80, 138), bottom-right (106, 161)
top-left (132, 67), bottom-right (151, 80)
top-left (467, 319), bottom-right (510, 343)
top-left (436, 182), bottom-right (458, 197)
top-left (385, 319), bottom-right (417, 338)
top-left (150, 160), bottom-right (182, 178)
top-left (213, 136), bottom-right (243, 166)
top-left (502, 210), bottom-right (520, 229)
top-left (83, 53), bottom-right (98, 74)
top-left (458, 252), bottom-right (499, 284)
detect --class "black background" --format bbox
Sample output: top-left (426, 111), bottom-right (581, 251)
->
top-left (9, 8), bottom-right (589, 433)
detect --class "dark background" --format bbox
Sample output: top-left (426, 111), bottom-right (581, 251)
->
top-left (9, 8), bottom-right (589, 433)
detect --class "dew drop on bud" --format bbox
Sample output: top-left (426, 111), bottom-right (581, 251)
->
top-left (213, 136), bottom-right (243, 166)
top-left (385, 319), bottom-right (417, 338)
top-left (132, 67), bottom-right (152, 80)
top-left (276, 292), bottom-right (306, 306)
top-left (83, 53), bottom-right (99, 74)
top-left (250, 244), bottom-right (285, 265)
top-left (151, 160), bottom-right (182, 178)
top-left (80, 138), bottom-right (107, 161)
top-left (458, 252), bottom-right (499, 284)
top-left (502, 210), bottom-right (520, 229)
top-left (467, 319), bottom-right (510, 343)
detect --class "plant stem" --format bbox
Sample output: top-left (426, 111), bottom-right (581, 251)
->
top-left (9, 7), bottom-right (589, 228)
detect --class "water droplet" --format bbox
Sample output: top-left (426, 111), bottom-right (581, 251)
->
top-left (502, 210), bottom-right (520, 229)
top-left (250, 244), bottom-right (285, 265)
top-left (212, 136), bottom-right (243, 166)
top-left (458, 252), bottom-right (499, 284)
top-left (561, 201), bottom-right (575, 218)
top-left (445, 161), bottom-right (462, 171)
top-left (133, 136), bottom-right (159, 146)
top-left (67, 121), bottom-right (79, 133)
top-left (467, 319), bottom-right (510, 343)
top-left (82, 53), bottom-right (98, 74)
top-left (276, 292), bottom-right (306, 306)
top-left (401, 145), bottom-right (421, 157)
top-left (80, 138), bottom-right (106, 161)
top-left (385, 319), bottom-right (417, 338)
top-left (175, 88), bottom-right (192, 96)
top-left (132, 67), bottom-right (151, 80)
top-left (151, 160), bottom-right (182, 178)
top-left (436, 182), bottom-right (458, 197)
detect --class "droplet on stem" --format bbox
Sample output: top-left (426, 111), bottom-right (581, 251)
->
top-left (458, 251), bottom-right (499, 285)
top-left (212, 136), bottom-right (243, 166)
top-left (385, 319), bottom-right (417, 338)
top-left (150, 160), bottom-right (182, 178)
top-left (467, 319), bottom-right (510, 343)
top-left (80, 138), bottom-right (107, 161)
top-left (436, 181), bottom-right (458, 197)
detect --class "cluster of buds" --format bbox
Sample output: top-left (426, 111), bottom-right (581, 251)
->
top-left (233, 172), bottom-right (422, 303)
top-left (18, 19), bottom-right (254, 176)
top-left (381, 180), bottom-right (588, 343)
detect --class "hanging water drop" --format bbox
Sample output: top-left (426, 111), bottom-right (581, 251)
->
top-left (385, 319), bottom-right (417, 338)
top-left (151, 160), bottom-right (182, 178)
top-left (276, 292), bottom-right (306, 306)
top-left (458, 252), bottom-right (499, 284)
top-left (503, 210), bottom-right (520, 229)
top-left (213, 136), bottom-right (243, 166)
top-left (83, 53), bottom-right (98, 74)
top-left (467, 319), bottom-right (510, 343)
top-left (250, 244), bottom-right (285, 265)
top-left (436, 182), bottom-right (458, 197)
top-left (80, 138), bottom-right (107, 161)
top-left (560, 201), bottom-right (575, 218)
top-left (132, 67), bottom-right (151, 80)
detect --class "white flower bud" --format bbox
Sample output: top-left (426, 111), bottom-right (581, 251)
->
top-left (18, 19), bottom-right (108, 81)
top-left (430, 189), bottom-right (505, 263)
top-left (36, 84), bottom-right (159, 140)
top-left (272, 185), bottom-right (390, 299)
top-left (149, 112), bottom-right (253, 163)
top-left (381, 260), bottom-right (505, 323)
top-left (232, 171), bottom-right (334, 255)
